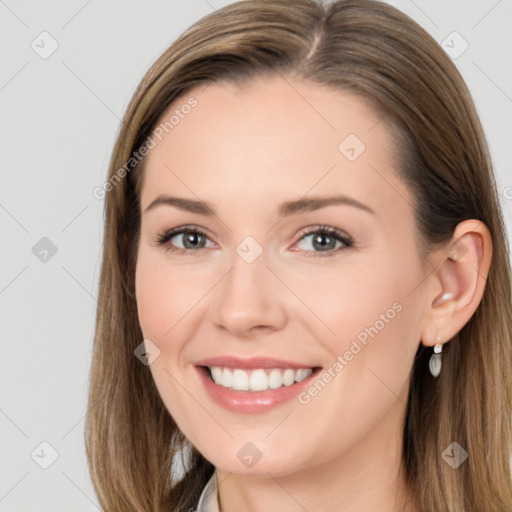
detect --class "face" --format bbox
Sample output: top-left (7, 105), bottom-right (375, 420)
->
top-left (135, 75), bottom-right (429, 477)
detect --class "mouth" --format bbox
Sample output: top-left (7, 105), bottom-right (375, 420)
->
top-left (197, 365), bottom-right (323, 393)
top-left (193, 355), bottom-right (324, 413)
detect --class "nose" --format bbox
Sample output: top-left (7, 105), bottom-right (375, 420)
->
top-left (212, 249), bottom-right (287, 338)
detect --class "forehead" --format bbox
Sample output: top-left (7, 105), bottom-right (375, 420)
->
top-left (140, 75), bottom-right (405, 214)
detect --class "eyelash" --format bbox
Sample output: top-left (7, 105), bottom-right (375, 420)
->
top-left (154, 224), bottom-right (354, 258)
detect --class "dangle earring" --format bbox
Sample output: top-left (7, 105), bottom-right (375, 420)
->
top-left (429, 336), bottom-right (443, 377)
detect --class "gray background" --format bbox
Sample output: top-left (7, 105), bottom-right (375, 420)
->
top-left (0, 0), bottom-right (511, 510)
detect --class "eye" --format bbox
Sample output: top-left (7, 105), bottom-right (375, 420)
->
top-left (154, 224), bottom-right (353, 257)
top-left (154, 225), bottom-right (214, 255)
top-left (292, 225), bottom-right (353, 257)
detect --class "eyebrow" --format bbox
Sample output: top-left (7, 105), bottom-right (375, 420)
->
top-left (143, 194), bottom-right (376, 216)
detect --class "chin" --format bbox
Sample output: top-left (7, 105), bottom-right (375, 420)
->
top-left (204, 442), bottom-right (313, 478)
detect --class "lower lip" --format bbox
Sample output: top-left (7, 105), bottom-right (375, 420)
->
top-left (195, 366), bottom-right (321, 414)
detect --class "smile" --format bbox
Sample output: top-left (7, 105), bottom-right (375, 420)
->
top-left (195, 364), bottom-right (322, 414)
top-left (206, 366), bottom-right (314, 392)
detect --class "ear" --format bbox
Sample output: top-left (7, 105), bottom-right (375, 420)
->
top-left (420, 219), bottom-right (493, 347)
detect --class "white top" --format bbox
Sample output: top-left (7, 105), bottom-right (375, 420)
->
top-left (196, 470), bottom-right (220, 512)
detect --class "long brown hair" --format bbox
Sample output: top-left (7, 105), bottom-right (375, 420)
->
top-left (85, 1), bottom-right (512, 510)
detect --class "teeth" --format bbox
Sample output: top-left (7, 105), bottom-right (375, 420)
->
top-left (207, 366), bottom-right (314, 392)
top-left (232, 369), bottom-right (249, 390)
top-left (282, 368), bottom-right (295, 386)
top-left (221, 367), bottom-right (232, 388)
top-left (250, 369), bottom-right (268, 391)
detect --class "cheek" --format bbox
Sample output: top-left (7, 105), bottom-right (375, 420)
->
top-left (135, 252), bottom-right (199, 430)
top-left (299, 252), bottom-right (422, 386)
top-left (135, 250), bottom-right (200, 341)
top-left (135, 261), bottom-right (172, 340)
top-left (289, 261), bottom-right (404, 346)
top-left (290, 270), bottom-right (420, 454)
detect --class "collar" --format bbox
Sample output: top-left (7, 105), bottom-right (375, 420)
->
top-left (196, 470), bottom-right (220, 512)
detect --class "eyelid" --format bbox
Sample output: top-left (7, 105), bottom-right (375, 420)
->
top-left (294, 224), bottom-right (353, 244)
top-left (154, 224), bottom-right (209, 244)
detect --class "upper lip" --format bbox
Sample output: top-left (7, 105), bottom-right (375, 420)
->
top-left (194, 356), bottom-right (321, 370)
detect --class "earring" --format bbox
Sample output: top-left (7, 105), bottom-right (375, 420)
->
top-left (429, 336), bottom-right (443, 377)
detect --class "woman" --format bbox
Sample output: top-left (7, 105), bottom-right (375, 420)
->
top-left (85, 0), bottom-right (512, 510)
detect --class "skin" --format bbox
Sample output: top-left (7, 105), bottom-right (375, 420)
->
top-left (134, 75), bottom-right (492, 512)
